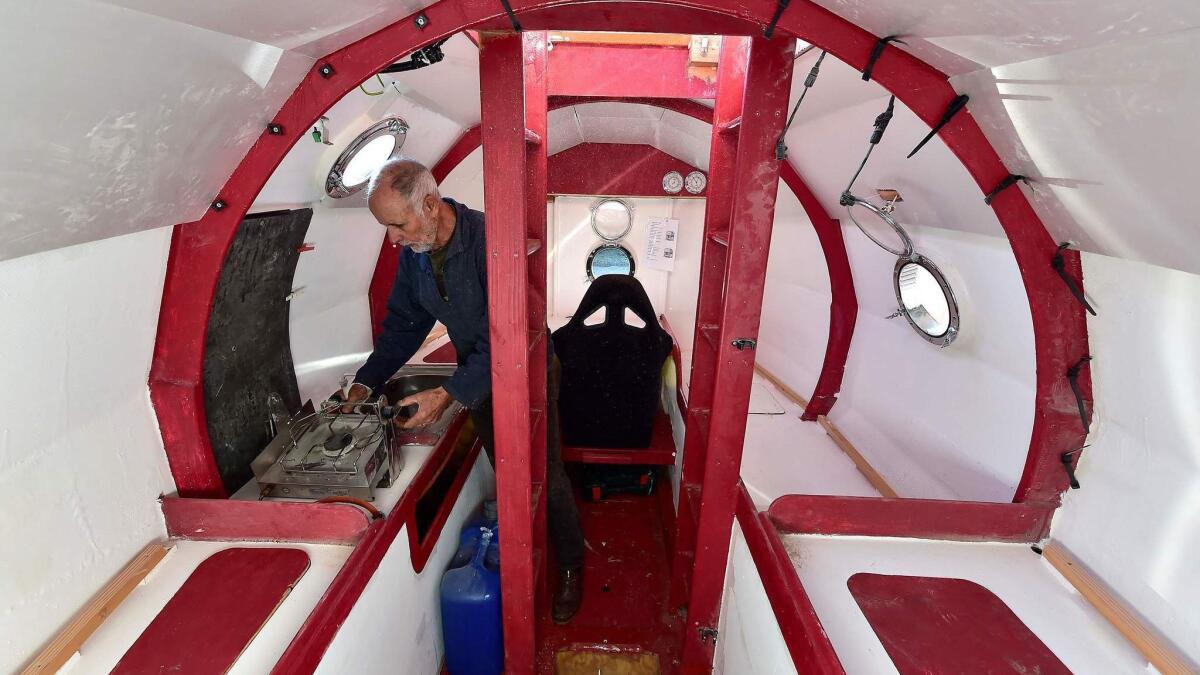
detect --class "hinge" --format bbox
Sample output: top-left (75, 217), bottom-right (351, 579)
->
top-left (699, 626), bottom-right (719, 644)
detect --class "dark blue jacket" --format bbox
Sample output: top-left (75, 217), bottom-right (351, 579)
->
top-left (354, 199), bottom-right (492, 408)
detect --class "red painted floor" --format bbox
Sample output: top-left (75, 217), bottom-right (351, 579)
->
top-left (536, 478), bottom-right (681, 674)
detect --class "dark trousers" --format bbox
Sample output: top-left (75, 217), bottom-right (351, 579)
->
top-left (469, 364), bottom-right (585, 569)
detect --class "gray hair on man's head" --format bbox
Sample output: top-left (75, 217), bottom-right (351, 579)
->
top-left (367, 158), bottom-right (440, 211)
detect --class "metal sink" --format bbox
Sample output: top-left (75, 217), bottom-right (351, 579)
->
top-left (380, 366), bottom-right (463, 444)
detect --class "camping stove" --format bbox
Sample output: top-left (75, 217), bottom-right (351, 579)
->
top-left (251, 397), bottom-right (403, 501)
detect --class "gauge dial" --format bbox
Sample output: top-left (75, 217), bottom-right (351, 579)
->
top-left (685, 170), bottom-right (707, 194)
top-left (662, 171), bottom-right (683, 194)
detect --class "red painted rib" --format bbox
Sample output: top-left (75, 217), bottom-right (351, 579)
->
top-left (548, 143), bottom-right (705, 197)
top-left (736, 485), bottom-right (846, 675)
top-left (778, 162), bottom-right (857, 420)
top-left (768, 495), bottom-right (1057, 543)
top-left (161, 497), bottom-right (371, 545)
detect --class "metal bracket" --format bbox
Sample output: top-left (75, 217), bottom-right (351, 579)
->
top-left (699, 627), bottom-right (719, 644)
top-left (731, 338), bottom-right (757, 351)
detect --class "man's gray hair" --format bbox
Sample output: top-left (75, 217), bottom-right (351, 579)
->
top-left (367, 158), bottom-right (440, 210)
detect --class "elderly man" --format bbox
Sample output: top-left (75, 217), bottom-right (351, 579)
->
top-left (340, 158), bottom-right (585, 623)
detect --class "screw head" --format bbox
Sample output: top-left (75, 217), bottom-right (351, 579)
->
top-left (212, 199), bottom-right (227, 212)
top-left (414, 13), bottom-right (429, 28)
top-left (268, 123), bottom-right (283, 135)
top-left (319, 63), bottom-right (334, 78)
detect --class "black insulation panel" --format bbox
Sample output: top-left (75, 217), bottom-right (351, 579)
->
top-left (203, 209), bottom-right (311, 493)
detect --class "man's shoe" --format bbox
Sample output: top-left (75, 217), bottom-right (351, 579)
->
top-left (552, 566), bottom-right (583, 624)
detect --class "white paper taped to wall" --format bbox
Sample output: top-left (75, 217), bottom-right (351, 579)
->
top-left (645, 217), bottom-right (679, 272)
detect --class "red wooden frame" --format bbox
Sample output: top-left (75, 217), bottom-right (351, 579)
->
top-left (547, 43), bottom-right (717, 99)
top-left (736, 485), bottom-right (845, 674)
top-left (144, 1), bottom-right (1094, 670)
top-left (478, 31), bottom-right (541, 671)
top-left (680, 34), bottom-right (795, 669)
top-left (778, 163), bottom-right (857, 420)
top-left (161, 497), bottom-right (372, 545)
top-left (547, 143), bottom-right (706, 197)
top-left (561, 409), bottom-right (677, 465)
top-left (768, 495), bottom-right (1057, 543)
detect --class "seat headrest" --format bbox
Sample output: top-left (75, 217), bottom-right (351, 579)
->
top-left (566, 275), bottom-right (660, 330)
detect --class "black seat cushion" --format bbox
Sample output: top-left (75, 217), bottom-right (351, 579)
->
top-left (553, 275), bottom-right (673, 449)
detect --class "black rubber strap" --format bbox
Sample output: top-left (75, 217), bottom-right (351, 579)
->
top-left (1060, 451), bottom-right (1081, 490)
top-left (1066, 355), bottom-right (1093, 431)
top-left (862, 36), bottom-right (905, 82)
top-left (1052, 243), bottom-right (1098, 316)
top-left (498, 0), bottom-right (522, 32)
top-left (984, 174), bottom-right (1028, 205)
top-left (776, 50), bottom-right (827, 160)
top-left (763, 0), bottom-right (791, 39)
top-left (907, 94), bottom-right (969, 158)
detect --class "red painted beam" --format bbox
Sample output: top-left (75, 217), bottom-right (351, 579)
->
top-left (682, 34), bottom-right (796, 670)
top-left (735, 485), bottom-right (845, 675)
top-left (548, 143), bottom-right (705, 197)
top-left (473, 2), bottom-right (760, 35)
top-left (548, 43), bottom-right (717, 99)
top-left (778, 163), bottom-right (857, 420)
top-left (767, 495), bottom-right (1057, 543)
top-left (161, 497), bottom-right (372, 545)
top-left (478, 31), bottom-right (539, 672)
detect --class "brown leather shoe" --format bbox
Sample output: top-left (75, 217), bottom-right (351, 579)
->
top-left (552, 566), bottom-right (583, 624)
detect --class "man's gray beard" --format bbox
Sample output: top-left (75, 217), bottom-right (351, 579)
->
top-left (409, 242), bottom-right (433, 253)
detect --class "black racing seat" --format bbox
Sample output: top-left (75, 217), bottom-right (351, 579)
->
top-left (552, 275), bottom-right (673, 449)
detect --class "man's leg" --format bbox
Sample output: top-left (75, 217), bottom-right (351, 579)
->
top-left (547, 361), bottom-right (585, 623)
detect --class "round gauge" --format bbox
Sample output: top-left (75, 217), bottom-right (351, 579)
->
top-left (685, 171), bottom-right (707, 195)
top-left (662, 171), bottom-right (684, 194)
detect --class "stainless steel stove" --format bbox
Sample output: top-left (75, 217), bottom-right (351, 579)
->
top-left (251, 397), bottom-right (401, 501)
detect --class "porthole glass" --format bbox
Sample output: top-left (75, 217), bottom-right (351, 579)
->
top-left (591, 199), bottom-right (634, 241)
top-left (587, 244), bottom-right (635, 280)
top-left (845, 196), bottom-right (913, 258)
top-left (326, 116), bottom-right (409, 198)
top-left (894, 255), bottom-right (959, 346)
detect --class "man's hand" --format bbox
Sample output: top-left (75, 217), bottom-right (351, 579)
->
top-left (398, 386), bottom-right (453, 430)
top-left (335, 383), bottom-right (372, 413)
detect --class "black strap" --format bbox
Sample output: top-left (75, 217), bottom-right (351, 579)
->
top-left (907, 94), bottom-right (969, 158)
top-left (1066, 355), bottom-right (1093, 431)
top-left (862, 36), bottom-right (905, 82)
top-left (380, 39), bottom-right (449, 74)
top-left (763, 0), bottom-right (791, 39)
top-left (984, 174), bottom-right (1028, 205)
top-left (1052, 244), bottom-right (1098, 316)
top-left (840, 96), bottom-right (895, 204)
top-left (497, 0), bottom-right (522, 32)
top-left (776, 51), bottom-right (827, 160)
top-left (1060, 451), bottom-right (1082, 490)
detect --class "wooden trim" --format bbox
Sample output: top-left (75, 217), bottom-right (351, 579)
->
top-left (21, 543), bottom-right (171, 674)
top-left (815, 417), bottom-right (898, 499)
top-left (768, 495), bottom-right (1056, 543)
top-left (1042, 541), bottom-right (1196, 675)
top-left (753, 363), bottom-right (898, 498)
top-left (549, 31), bottom-right (692, 47)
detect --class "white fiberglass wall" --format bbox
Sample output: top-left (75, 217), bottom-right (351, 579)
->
top-left (0, 228), bottom-right (177, 671)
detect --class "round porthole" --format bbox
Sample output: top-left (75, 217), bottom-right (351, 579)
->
top-left (590, 198), bottom-right (634, 242)
top-left (894, 255), bottom-right (959, 346)
top-left (325, 116), bottom-right (409, 198)
top-left (587, 244), bottom-right (635, 280)
top-left (844, 195), bottom-right (914, 258)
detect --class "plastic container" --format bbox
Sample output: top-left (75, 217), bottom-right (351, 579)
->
top-left (450, 500), bottom-right (499, 569)
top-left (440, 528), bottom-right (504, 675)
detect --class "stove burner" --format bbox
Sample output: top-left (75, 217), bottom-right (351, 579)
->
top-left (322, 431), bottom-right (355, 457)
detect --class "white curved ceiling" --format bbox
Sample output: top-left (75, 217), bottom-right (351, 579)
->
top-left (3, 0), bottom-right (1199, 275)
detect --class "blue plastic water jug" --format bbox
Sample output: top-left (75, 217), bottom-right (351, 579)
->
top-left (450, 500), bottom-right (499, 569)
top-left (441, 528), bottom-right (504, 675)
